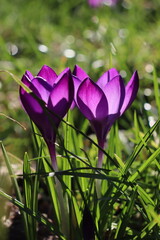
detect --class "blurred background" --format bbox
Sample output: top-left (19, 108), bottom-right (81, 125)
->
top-left (0, 0), bottom-right (159, 157)
top-left (0, 1), bottom-right (160, 239)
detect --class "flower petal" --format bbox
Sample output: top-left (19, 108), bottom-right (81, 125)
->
top-left (54, 67), bottom-right (69, 83)
top-left (104, 75), bottom-right (125, 115)
top-left (73, 75), bottom-right (82, 94)
top-left (20, 76), bottom-right (44, 115)
top-left (88, 0), bottom-right (118, 7)
top-left (32, 77), bottom-right (52, 103)
top-left (120, 71), bottom-right (139, 115)
top-left (77, 78), bottom-right (108, 121)
top-left (25, 70), bottom-right (34, 81)
top-left (70, 75), bottom-right (82, 109)
top-left (20, 79), bottom-right (56, 142)
top-left (48, 68), bottom-right (74, 121)
top-left (97, 68), bottom-right (119, 89)
top-left (88, 0), bottom-right (101, 7)
top-left (37, 65), bottom-right (58, 86)
top-left (73, 65), bottom-right (89, 81)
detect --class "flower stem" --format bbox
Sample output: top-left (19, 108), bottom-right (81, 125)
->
top-left (47, 142), bottom-right (58, 171)
top-left (96, 139), bottom-right (105, 198)
top-left (97, 140), bottom-right (105, 168)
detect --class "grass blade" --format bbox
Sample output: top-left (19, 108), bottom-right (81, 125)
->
top-left (123, 118), bottom-right (160, 174)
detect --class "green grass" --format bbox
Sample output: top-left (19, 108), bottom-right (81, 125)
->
top-left (0, 115), bottom-right (159, 239)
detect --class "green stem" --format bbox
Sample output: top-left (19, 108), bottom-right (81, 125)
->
top-left (97, 140), bottom-right (105, 168)
top-left (47, 142), bottom-right (58, 171)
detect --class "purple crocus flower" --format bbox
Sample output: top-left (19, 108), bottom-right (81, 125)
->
top-left (20, 65), bottom-right (74, 170)
top-left (88, 0), bottom-right (118, 7)
top-left (73, 65), bottom-right (139, 167)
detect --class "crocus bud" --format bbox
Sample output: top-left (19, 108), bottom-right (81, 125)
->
top-left (20, 65), bottom-right (74, 169)
top-left (73, 65), bottom-right (139, 167)
top-left (88, 0), bottom-right (118, 8)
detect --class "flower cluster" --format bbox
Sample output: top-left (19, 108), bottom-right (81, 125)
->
top-left (20, 65), bottom-right (139, 169)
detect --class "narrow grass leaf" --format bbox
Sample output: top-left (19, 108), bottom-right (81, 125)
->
top-left (134, 110), bottom-right (140, 143)
top-left (133, 219), bottom-right (158, 240)
top-left (137, 185), bottom-right (155, 221)
top-left (153, 67), bottom-right (160, 115)
top-left (0, 70), bottom-right (31, 93)
top-left (115, 187), bottom-right (137, 239)
top-left (129, 147), bottom-right (160, 182)
top-left (123, 118), bottom-right (160, 174)
top-left (0, 141), bottom-right (30, 239)
top-left (23, 152), bottom-right (36, 240)
top-left (0, 189), bottom-right (66, 240)
top-left (114, 154), bottom-right (125, 171)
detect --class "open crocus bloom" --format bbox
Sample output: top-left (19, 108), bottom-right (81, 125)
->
top-left (73, 65), bottom-right (139, 167)
top-left (88, 0), bottom-right (118, 7)
top-left (20, 65), bottom-right (74, 169)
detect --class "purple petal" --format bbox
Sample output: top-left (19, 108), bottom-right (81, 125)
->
top-left (20, 72), bottom-right (40, 97)
top-left (120, 71), bottom-right (139, 115)
top-left (77, 78), bottom-right (108, 121)
top-left (32, 77), bottom-right (52, 103)
top-left (20, 75), bottom-right (45, 116)
top-left (70, 75), bottom-right (82, 109)
top-left (25, 70), bottom-right (34, 81)
top-left (48, 68), bottom-right (74, 121)
top-left (20, 80), bottom-right (56, 143)
top-left (21, 74), bottom-right (35, 94)
top-left (20, 84), bottom-right (43, 115)
top-left (54, 67), bottom-right (71, 84)
top-left (88, 0), bottom-right (118, 7)
top-left (104, 75), bottom-right (125, 115)
top-left (97, 68), bottom-right (119, 89)
top-left (37, 65), bottom-right (58, 86)
top-left (73, 65), bottom-right (89, 81)
top-left (20, 81), bottom-right (46, 125)
top-left (73, 75), bottom-right (82, 94)
top-left (88, 0), bottom-right (101, 7)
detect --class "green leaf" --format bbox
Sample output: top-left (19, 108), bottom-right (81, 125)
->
top-left (123, 118), bottom-right (160, 174)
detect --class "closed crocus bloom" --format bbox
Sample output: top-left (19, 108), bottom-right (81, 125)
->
top-left (88, 0), bottom-right (102, 7)
top-left (73, 65), bottom-right (139, 167)
top-left (20, 65), bottom-right (74, 170)
top-left (88, 0), bottom-right (118, 7)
